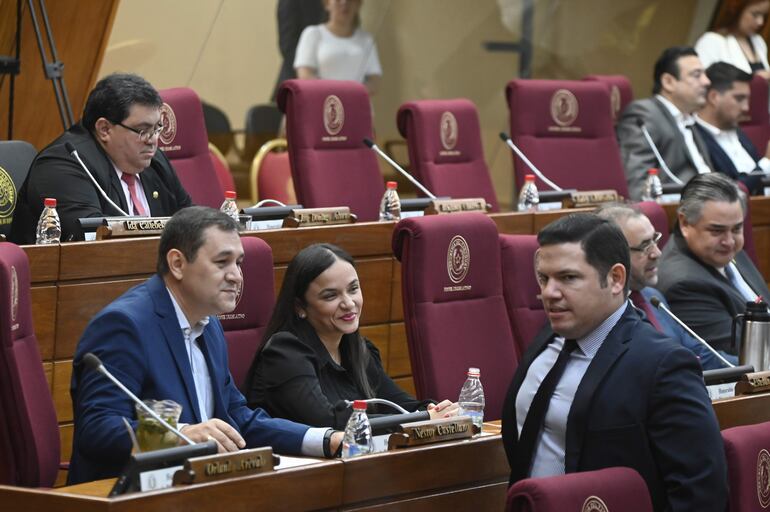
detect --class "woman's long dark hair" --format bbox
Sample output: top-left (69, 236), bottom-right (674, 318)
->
top-left (258, 243), bottom-right (374, 397)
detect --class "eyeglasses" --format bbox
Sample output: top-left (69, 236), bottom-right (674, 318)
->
top-left (629, 232), bottom-right (663, 255)
top-left (116, 122), bottom-right (163, 143)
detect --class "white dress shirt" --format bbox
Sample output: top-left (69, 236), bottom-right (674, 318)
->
top-left (695, 117), bottom-right (770, 173)
top-left (656, 95), bottom-right (712, 175)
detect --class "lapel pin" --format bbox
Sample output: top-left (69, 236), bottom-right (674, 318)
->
top-left (152, 191), bottom-right (159, 199)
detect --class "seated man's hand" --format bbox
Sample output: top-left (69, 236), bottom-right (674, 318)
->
top-left (427, 400), bottom-right (461, 419)
top-left (180, 419), bottom-right (246, 453)
top-left (329, 431), bottom-right (344, 457)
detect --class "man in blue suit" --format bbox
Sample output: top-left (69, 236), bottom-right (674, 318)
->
top-left (69, 207), bottom-right (342, 484)
top-left (596, 203), bottom-right (737, 369)
top-left (501, 213), bottom-right (727, 512)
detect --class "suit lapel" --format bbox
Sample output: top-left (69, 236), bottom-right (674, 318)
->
top-left (651, 98), bottom-right (703, 169)
top-left (197, 327), bottom-right (230, 423)
top-left (139, 170), bottom-right (163, 216)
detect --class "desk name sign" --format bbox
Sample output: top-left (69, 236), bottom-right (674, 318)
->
top-left (735, 370), bottom-right (770, 395)
top-left (562, 190), bottom-right (620, 209)
top-left (282, 207), bottom-right (356, 228)
top-left (387, 416), bottom-right (479, 449)
top-left (425, 198), bottom-right (489, 215)
top-left (96, 217), bottom-right (170, 239)
top-left (172, 446), bottom-right (277, 485)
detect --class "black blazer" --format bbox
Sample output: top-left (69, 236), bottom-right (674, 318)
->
top-left (692, 123), bottom-right (764, 195)
top-left (501, 304), bottom-right (727, 512)
top-left (10, 123), bottom-right (192, 243)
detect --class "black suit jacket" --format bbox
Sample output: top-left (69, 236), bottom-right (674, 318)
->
top-left (502, 304), bottom-right (727, 512)
top-left (657, 231), bottom-right (770, 354)
top-left (10, 123), bottom-right (192, 243)
top-left (692, 123), bottom-right (764, 195)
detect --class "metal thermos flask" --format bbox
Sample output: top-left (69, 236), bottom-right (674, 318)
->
top-left (733, 301), bottom-right (770, 371)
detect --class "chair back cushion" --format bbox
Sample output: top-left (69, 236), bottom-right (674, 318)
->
top-left (741, 74), bottom-right (770, 153)
top-left (397, 98), bottom-right (499, 211)
top-left (218, 237), bottom-right (275, 389)
top-left (258, 150), bottom-right (296, 204)
top-left (722, 421), bottom-right (770, 512)
top-left (277, 79), bottom-right (384, 221)
top-left (392, 213), bottom-right (518, 420)
top-left (0, 242), bottom-right (59, 487)
top-left (506, 79), bottom-right (629, 197)
top-left (582, 75), bottom-right (634, 122)
top-left (158, 87), bottom-right (225, 208)
top-left (0, 141), bottom-right (36, 239)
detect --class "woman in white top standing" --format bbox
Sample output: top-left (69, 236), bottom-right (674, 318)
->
top-left (695, 0), bottom-right (770, 80)
top-left (294, 0), bottom-right (382, 95)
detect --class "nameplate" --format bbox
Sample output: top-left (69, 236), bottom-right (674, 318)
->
top-left (387, 417), bottom-right (478, 449)
top-left (96, 217), bottom-right (170, 239)
top-left (172, 447), bottom-right (276, 485)
top-left (562, 190), bottom-right (620, 208)
top-left (707, 382), bottom-right (736, 401)
top-left (282, 207), bottom-right (356, 227)
top-left (425, 198), bottom-right (489, 215)
top-left (735, 371), bottom-right (770, 395)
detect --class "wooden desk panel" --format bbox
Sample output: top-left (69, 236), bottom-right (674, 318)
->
top-left (25, 244), bottom-right (59, 283)
top-left (712, 393), bottom-right (770, 430)
top-left (32, 286), bottom-right (57, 361)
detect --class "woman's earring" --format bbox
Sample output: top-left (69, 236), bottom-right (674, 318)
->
top-left (298, 312), bottom-right (306, 319)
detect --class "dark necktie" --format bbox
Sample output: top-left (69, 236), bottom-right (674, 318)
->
top-left (629, 291), bottom-right (663, 332)
top-left (511, 338), bottom-right (578, 483)
top-left (121, 173), bottom-right (147, 216)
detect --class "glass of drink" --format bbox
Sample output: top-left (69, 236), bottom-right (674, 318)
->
top-left (135, 399), bottom-right (182, 452)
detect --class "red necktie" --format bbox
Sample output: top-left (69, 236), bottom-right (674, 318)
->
top-left (629, 291), bottom-right (663, 332)
top-left (121, 173), bottom-right (147, 216)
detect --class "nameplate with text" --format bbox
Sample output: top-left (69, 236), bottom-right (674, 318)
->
top-left (425, 198), bottom-right (489, 215)
top-left (282, 207), bottom-right (356, 227)
top-left (172, 447), bottom-right (277, 485)
top-left (562, 190), bottom-right (620, 209)
top-left (96, 217), bottom-right (170, 239)
top-left (387, 417), bottom-right (478, 449)
top-left (735, 371), bottom-right (770, 395)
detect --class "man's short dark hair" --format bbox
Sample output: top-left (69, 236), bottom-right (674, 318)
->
top-left (653, 46), bottom-right (699, 95)
top-left (82, 73), bottom-right (162, 132)
top-left (706, 62), bottom-right (753, 93)
top-left (537, 213), bottom-right (630, 293)
top-left (678, 173), bottom-right (746, 225)
top-left (157, 206), bottom-right (238, 275)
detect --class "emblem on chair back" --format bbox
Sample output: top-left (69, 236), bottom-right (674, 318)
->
top-left (0, 166), bottom-right (16, 226)
top-left (159, 102), bottom-right (178, 148)
top-left (581, 496), bottom-right (609, 512)
top-left (10, 265), bottom-right (19, 331)
top-left (323, 95), bottom-right (345, 139)
top-left (550, 89), bottom-right (580, 132)
top-left (610, 85), bottom-right (621, 120)
top-left (445, 235), bottom-right (471, 291)
top-left (439, 111), bottom-right (458, 154)
top-left (758, 448), bottom-right (770, 508)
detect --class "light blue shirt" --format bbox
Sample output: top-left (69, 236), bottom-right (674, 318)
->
top-left (515, 301), bottom-right (628, 478)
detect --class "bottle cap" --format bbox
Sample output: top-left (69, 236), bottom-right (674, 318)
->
top-left (467, 367), bottom-right (480, 376)
top-left (44, 198), bottom-right (57, 207)
top-left (386, 181), bottom-right (398, 189)
top-left (524, 174), bottom-right (535, 182)
top-left (352, 400), bottom-right (367, 410)
top-left (225, 190), bottom-right (237, 199)
top-left (647, 168), bottom-right (659, 176)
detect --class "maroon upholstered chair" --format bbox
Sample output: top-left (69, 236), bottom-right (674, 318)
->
top-left (396, 98), bottom-right (499, 211)
top-left (0, 242), bottom-right (60, 487)
top-left (158, 87), bottom-right (226, 209)
top-left (722, 421), bottom-right (770, 512)
top-left (636, 201), bottom-right (671, 249)
top-left (505, 79), bottom-right (629, 198)
top-left (740, 74), bottom-right (770, 154)
top-left (208, 142), bottom-right (236, 196)
top-left (506, 467), bottom-right (653, 512)
top-left (582, 74), bottom-right (634, 122)
top-left (277, 79), bottom-right (384, 221)
top-left (392, 213), bottom-right (518, 420)
top-left (499, 234), bottom-right (546, 359)
top-left (217, 236), bottom-right (275, 389)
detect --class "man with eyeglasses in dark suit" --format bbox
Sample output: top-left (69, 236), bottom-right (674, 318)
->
top-left (11, 73), bottom-right (192, 243)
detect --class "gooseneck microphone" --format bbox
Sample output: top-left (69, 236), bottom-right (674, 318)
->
top-left (634, 119), bottom-right (683, 186)
top-left (362, 138), bottom-right (437, 199)
top-left (82, 352), bottom-right (196, 445)
top-left (648, 297), bottom-right (735, 368)
top-left (498, 132), bottom-right (562, 191)
top-left (65, 142), bottom-right (129, 216)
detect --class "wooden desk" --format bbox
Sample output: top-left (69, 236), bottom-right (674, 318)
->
top-left (713, 392), bottom-right (770, 430)
top-left (0, 434), bottom-right (508, 511)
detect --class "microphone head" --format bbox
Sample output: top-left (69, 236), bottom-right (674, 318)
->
top-left (362, 138), bottom-right (375, 148)
top-left (649, 296), bottom-right (661, 308)
top-left (82, 352), bottom-right (103, 372)
top-left (499, 132), bottom-right (510, 142)
top-left (64, 142), bottom-right (77, 155)
top-left (635, 118), bottom-right (645, 128)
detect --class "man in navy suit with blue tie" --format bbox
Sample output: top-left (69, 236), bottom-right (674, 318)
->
top-left (69, 207), bottom-right (343, 484)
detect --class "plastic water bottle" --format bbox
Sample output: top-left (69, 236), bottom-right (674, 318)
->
top-left (379, 181), bottom-right (401, 221)
top-left (642, 168), bottom-right (663, 203)
top-left (341, 400), bottom-right (372, 458)
top-left (458, 367), bottom-right (485, 432)
top-left (517, 174), bottom-right (539, 212)
top-left (36, 197), bottom-right (61, 245)
top-left (220, 190), bottom-right (239, 222)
